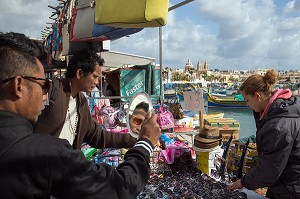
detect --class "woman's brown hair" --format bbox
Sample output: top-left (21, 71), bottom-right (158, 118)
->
top-left (240, 69), bottom-right (278, 96)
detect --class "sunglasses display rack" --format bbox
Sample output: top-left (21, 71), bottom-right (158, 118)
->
top-left (139, 136), bottom-right (267, 199)
top-left (138, 167), bottom-right (249, 199)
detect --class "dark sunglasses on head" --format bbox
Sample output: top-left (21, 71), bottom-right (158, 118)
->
top-left (0, 76), bottom-right (51, 95)
top-left (131, 115), bottom-right (143, 125)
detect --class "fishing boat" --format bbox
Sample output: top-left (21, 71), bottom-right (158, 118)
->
top-left (204, 112), bottom-right (225, 119)
top-left (206, 93), bottom-right (248, 108)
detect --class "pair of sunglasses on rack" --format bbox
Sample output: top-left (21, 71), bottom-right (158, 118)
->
top-left (0, 76), bottom-right (51, 95)
top-left (131, 115), bottom-right (144, 125)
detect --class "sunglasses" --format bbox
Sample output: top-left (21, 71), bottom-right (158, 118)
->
top-left (131, 115), bottom-right (143, 125)
top-left (0, 76), bottom-right (51, 95)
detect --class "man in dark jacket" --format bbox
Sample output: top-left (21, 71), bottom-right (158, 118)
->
top-left (0, 32), bottom-right (161, 198)
top-left (33, 51), bottom-right (137, 149)
top-left (34, 51), bottom-right (136, 149)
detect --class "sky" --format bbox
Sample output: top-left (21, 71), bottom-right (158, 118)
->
top-left (1, 0), bottom-right (300, 71)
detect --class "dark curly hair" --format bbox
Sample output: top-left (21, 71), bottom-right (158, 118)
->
top-left (66, 51), bottom-right (104, 78)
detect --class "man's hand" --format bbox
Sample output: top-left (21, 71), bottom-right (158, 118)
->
top-left (139, 112), bottom-right (161, 146)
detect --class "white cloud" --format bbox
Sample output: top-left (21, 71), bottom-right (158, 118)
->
top-left (283, 0), bottom-right (300, 13)
top-left (1, 0), bottom-right (300, 70)
top-left (0, 0), bottom-right (54, 39)
top-left (113, 0), bottom-right (300, 70)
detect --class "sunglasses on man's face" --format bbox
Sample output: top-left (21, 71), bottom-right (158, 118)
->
top-left (131, 115), bottom-right (143, 125)
top-left (0, 76), bottom-right (51, 95)
top-left (26, 77), bottom-right (51, 95)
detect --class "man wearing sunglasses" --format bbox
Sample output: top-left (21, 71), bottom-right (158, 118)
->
top-left (0, 32), bottom-right (161, 198)
top-left (129, 102), bottom-right (149, 135)
top-left (33, 50), bottom-right (140, 150)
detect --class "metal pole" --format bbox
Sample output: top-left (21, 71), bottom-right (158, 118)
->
top-left (158, 0), bottom-right (195, 105)
top-left (168, 0), bottom-right (195, 11)
top-left (159, 27), bottom-right (163, 104)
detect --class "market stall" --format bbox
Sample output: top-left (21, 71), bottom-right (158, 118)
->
top-left (43, 0), bottom-right (267, 198)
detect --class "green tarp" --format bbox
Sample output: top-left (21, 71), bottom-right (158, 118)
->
top-left (120, 69), bottom-right (146, 101)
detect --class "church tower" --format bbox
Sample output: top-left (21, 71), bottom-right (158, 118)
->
top-left (184, 58), bottom-right (194, 73)
top-left (204, 60), bottom-right (209, 71)
top-left (196, 61), bottom-right (202, 71)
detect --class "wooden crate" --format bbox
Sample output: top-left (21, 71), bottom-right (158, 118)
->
top-left (205, 118), bottom-right (240, 141)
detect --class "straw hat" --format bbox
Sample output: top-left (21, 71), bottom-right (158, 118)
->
top-left (194, 125), bottom-right (222, 149)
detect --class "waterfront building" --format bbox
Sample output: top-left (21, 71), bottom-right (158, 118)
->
top-left (255, 68), bottom-right (273, 75)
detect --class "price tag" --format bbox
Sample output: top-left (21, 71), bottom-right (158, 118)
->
top-left (183, 90), bottom-right (204, 112)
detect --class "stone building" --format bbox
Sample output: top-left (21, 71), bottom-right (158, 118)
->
top-left (184, 58), bottom-right (194, 73)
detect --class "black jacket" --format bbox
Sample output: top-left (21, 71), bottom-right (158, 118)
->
top-left (241, 96), bottom-right (300, 196)
top-left (0, 111), bottom-right (152, 199)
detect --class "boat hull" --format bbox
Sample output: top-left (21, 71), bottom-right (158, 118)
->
top-left (207, 94), bottom-right (248, 108)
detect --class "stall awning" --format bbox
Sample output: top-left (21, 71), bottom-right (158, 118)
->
top-left (98, 51), bottom-right (155, 68)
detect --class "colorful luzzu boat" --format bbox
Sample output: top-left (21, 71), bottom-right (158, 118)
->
top-left (207, 93), bottom-right (249, 108)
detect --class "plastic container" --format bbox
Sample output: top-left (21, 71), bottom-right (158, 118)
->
top-left (193, 145), bottom-right (223, 175)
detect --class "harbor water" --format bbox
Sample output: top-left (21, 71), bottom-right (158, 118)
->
top-left (180, 101), bottom-right (256, 139)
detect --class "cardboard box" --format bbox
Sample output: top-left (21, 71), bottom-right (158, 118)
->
top-left (205, 118), bottom-right (240, 129)
top-left (221, 130), bottom-right (240, 141)
top-left (205, 118), bottom-right (240, 141)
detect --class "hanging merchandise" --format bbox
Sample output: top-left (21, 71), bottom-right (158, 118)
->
top-left (51, 22), bottom-right (65, 62)
top-left (61, 24), bottom-right (70, 56)
top-left (71, 0), bottom-right (143, 42)
top-left (95, 0), bottom-right (169, 28)
top-left (117, 105), bottom-right (127, 126)
top-left (61, 0), bottom-right (73, 56)
top-left (68, 6), bottom-right (102, 55)
top-left (72, 0), bottom-right (105, 41)
top-left (155, 105), bottom-right (174, 132)
top-left (45, 33), bottom-right (54, 66)
top-left (91, 105), bottom-right (103, 124)
top-left (52, 22), bottom-right (63, 51)
top-left (100, 106), bottom-right (119, 129)
top-left (165, 97), bottom-right (184, 119)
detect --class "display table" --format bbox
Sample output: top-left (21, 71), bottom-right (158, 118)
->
top-left (138, 166), bottom-right (267, 199)
top-left (140, 146), bottom-right (267, 199)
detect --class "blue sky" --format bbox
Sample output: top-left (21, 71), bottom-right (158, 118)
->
top-left (1, 0), bottom-right (300, 70)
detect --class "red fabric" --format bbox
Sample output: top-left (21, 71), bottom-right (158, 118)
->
top-left (91, 106), bottom-right (103, 124)
top-left (260, 89), bottom-right (292, 120)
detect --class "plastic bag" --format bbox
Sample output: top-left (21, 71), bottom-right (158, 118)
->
top-left (155, 105), bottom-right (174, 131)
top-left (165, 98), bottom-right (184, 119)
top-left (100, 106), bottom-right (119, 129)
